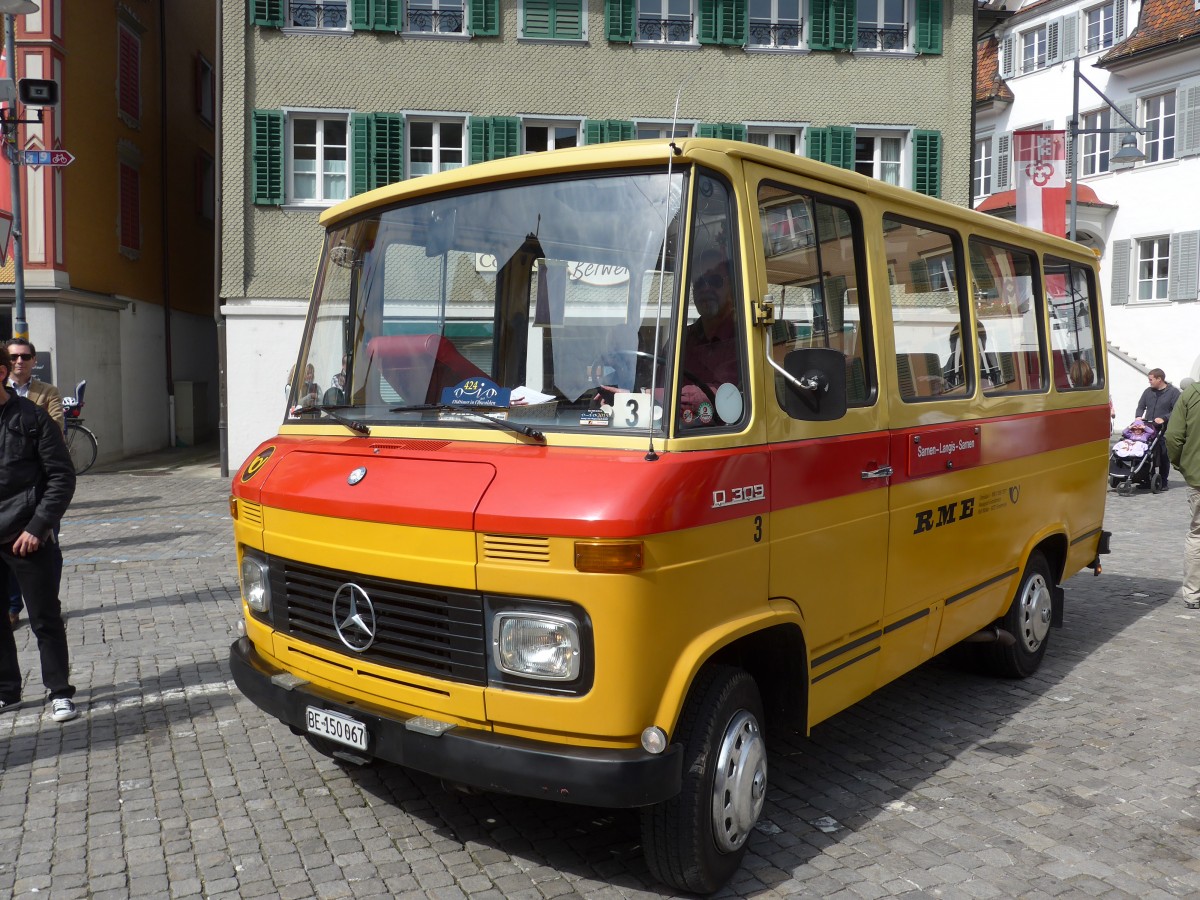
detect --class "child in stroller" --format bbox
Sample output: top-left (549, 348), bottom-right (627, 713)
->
top-left (1109, 418), bottom-right (1164, 493)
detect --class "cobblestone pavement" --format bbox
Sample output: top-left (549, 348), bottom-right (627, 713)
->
top-left (1, 447), bottom-right (1199, 899)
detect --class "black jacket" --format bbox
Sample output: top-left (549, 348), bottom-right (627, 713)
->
top-left (0, 388), bottom-right (76, 542)
top-left (1136, 383), bottom-right (1181, 426)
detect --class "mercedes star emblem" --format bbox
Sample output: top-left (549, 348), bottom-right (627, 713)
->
top-left (348, 466), bottom-right (367, 485)
top-left (332, 582), bottom-right (377, 652)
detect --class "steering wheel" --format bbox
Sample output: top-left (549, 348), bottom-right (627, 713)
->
top-left (681, 370), bottom-right (718, 405)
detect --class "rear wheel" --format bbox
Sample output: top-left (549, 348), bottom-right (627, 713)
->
top-left (1150, 472), bottom-right (1162, 494)
top-left (985, 553), bottom-right (1053, 678)
top-left (65, 423), bottom-right (98, 475)
top-left (641, 666), bottom-right (766, 894)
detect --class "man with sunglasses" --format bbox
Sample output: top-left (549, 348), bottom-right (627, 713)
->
top-left (4, 339), bottom-right (64, 628)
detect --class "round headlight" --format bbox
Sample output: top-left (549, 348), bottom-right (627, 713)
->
top-left (240, 556), bottom-right (270, 613)
top-left (494, 613), bottom-right (581, 681)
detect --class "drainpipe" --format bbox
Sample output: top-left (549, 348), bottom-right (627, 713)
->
top-left (214, 0), bottom-right (227, 477)
top-left (159, 0), bottom-right (175, 446)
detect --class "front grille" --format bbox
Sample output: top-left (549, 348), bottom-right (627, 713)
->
top-left (270, 558), bottom-right (487, 686)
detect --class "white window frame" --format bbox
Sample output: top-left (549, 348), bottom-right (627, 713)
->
top-left (284, 0), bottom-right (351, 32)
top-left (635, 0), bottom-right (696, 45)
top-left (855, 0), bottom-right (910, 52)
top-left (1142, 92), bottom-right (1176, 164)
top-left (973, 137), bottom-right (993, 199)
top-left (405, 0), bottom-right (467, 35)
top-left (636, 121), bottom-right (693, 140)
top-left (853, 129), bottom-right (905, 187)
top-left (1080, 108), bottom-right (1111, 176)
top-left (1021, 24), bottom-right (1047, 74)
top-left (1135, 235), bottom-right (1170, 302)
top-left (1084, 2), bottom-right (1114, 52)
top-left (746, 0), bottom-right (803, 49)
top-left (923, 250), bottom-right (956, 293)
top-left (522, 119), bottom-right (582, 153)
top-left (747, 125), bottom-right (804, 154)
top-left (407, 116), bottom-right (467, 178)
top-left (285, 112), bottom-right (350, 207)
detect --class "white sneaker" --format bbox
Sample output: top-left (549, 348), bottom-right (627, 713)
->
top-left (50, 698), bottom-right (78, 722)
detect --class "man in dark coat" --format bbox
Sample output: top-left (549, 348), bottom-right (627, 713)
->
top-left (0, 346), bottom-right (78, 721)
top-left (1136, 368), bottom-right (1182, 491)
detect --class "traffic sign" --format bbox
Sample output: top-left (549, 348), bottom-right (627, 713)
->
top-left (20, 150), bottom-right (74, 167)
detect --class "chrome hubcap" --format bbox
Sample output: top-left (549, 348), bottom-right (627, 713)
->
top-left (1018, 572), bottom-right (1052, 652)
top-left (710, 710), bottom-right (767, 853)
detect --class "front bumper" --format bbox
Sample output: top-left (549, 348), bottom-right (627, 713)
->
top-left (230, 636), bottom-right (682, 808)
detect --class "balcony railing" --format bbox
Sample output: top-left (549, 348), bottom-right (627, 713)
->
top-left (748, 19), bottom-right (803, 48)
top-left (289, 1), bottom-right (349, 29)
top-left (407, 5), bottom-right (465, 32)
top-left (637, 15), bottom-right (693, 42)
top-left (856, 24), bottom-right (908, 50)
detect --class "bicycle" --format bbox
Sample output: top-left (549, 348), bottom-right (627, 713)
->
top-left (61, 379), bottom-right (97, 475)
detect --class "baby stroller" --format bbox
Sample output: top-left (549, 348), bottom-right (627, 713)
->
top-left (1108, 418), bottom-right (1163, 494)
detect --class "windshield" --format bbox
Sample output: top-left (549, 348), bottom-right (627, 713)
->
top-left (288, 169), bottom-right (690, 436)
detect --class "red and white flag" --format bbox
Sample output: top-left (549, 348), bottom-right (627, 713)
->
top-left (1014, 130), bottom-right (1067, 238)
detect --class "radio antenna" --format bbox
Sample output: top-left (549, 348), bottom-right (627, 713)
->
top-left (646, 66), bottom-right (701, 462)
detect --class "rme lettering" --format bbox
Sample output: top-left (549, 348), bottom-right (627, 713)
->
top-left (913, 496), bottom-right (975, 534)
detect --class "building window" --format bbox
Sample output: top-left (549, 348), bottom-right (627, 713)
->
top-left (287, 1), bottom-right (349, 28)
top-left (1080, 109), bottom-right (1111, 175)
top-left (973, 138), bottom-right (992, 198)
top-left (856, 0), bottom-right (907, 50)
top-left (1021, 25), bottom-right (1047, 73)
top-left (1136, 236), bottom-right (1169, 301)
top-left (854, 133), bottom-right (902, 185)
top-left (119, 162), bottom-right (141, 256)
top-left (747, 0), bottom-right (802, 48)
top-left (118, 23), bottom-right (141, 126)
top-left (1143, 92), bottom-right (1175, 163)
top-left (407, 0), bottom-right (466, 32)
top-left (748, 127), bottom-right (803, 154)
top-left (197, 152), bottom-right (215, 221)
top-left (195, 55), bottom-right (215, 126)
top-left (637, 122), bottom-right (691, 140)
top-left (637, 0), bottom-right (693, 42)
top-left (1084, 2), bottom-right (1114, 52)
top-left (523, 122), bottom-right (579, 152)
top-left (409, 119), bottom-right (465, 176)
top-left (523, 0), bottom-right (584, 38)
top-left (289, 116), bottom-right (348, 203)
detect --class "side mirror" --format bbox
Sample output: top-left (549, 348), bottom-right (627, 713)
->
top-left (779, 347), bottom-right (848, 422)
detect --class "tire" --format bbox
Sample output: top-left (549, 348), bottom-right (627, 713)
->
top-left (1108, 475), bottom-right (1119, 489)
top-left (641, 666), bottom-right (767, 894)
top-left (65, 424), bottom-right (98, 475)
top-left (1150, 472), bottom-right (1162, 494)
top-left (985, 553), bottom-right (1053, 678)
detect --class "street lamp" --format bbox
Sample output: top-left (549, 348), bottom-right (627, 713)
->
top-left (0, 0), bottom-right (37, 340)
top-left (1068, 55), bottom-right (1144, 243)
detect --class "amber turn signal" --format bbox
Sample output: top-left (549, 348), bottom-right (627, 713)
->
top-left (229, 496), bottom-right (239, 520)
top-left (574, 540), bottom-right (643, 573)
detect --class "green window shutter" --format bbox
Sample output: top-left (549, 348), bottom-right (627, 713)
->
top-left (351, 0), bottom-right (370, 28)
top-left (490, 117), bottom-right (520, 160)
top-left (585, 120), bottom-right (605, 144)
top-left (606, 0), bottom-right (634, 41)
top-left (723, 123), bottom-right (747, 141)
top-left (829, 0), bottom-right (856, 50)
top-left (807, 127), bottom-right (830, 163)
top-left (469, 0), bottom-right (500, 35)
top-left (351, 113), bottom-right (372, 196)
top-left (612, 120), bottom-right (635, 140)
top-left (375, 113), bottom-right (405, 187)
top-left (913, 129), bottom-right (942, 196)
top-left (250, 0), bottom-right (284, 27)
top-left (720, 0), bottom-right (747, 45)
top-left (586, 119), bottom-right (635, 142)
top-left (525, 0), bottom-right (551, 35)
top-left (915, 0), bottom-right (942, 54)
top-left (371, 0), bottom-right (402, 29)
top-left (829, 125), bottom-right (855, 169)
top-left (696, 124), bottom-right (719, 138)
top-left (469, 117), bottom-right (491, 164)
top-left (553, 0), bottom-right (583, 38)
top-left (808, 0), bottom-right (829, 48)
top-left (251, 110), bottom-right (284, 205)
top-left (698, 0), bottom-right (719, 43)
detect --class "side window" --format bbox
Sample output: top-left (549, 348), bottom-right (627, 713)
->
top-left (759, 182), bottom-right (872, 412)
top-left (676, 173), bottom-right (747, 430)
top-left (968, 240), bottom-right (1045, 394)
top-left (882, 215), bottom-right (968, 401)
top-left (1044, 255), bottom-right (1103, 391)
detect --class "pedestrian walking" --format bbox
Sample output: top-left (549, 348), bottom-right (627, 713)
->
top-left (1166, 378), bottom-right (1200, 609)
top-left (0, 346), bottom-right (79, 721)
top-left (1136, 368), bottom-right (1181, 491)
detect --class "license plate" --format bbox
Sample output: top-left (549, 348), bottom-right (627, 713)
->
top-left (305, 707), bottom-right (368, 751)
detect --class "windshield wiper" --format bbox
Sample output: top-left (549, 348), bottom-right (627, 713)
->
top-left (392, 404), bottom-right (546, 443)
top-left (290, 404), bottom-right (371, 436)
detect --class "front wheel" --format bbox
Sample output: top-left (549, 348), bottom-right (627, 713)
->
top-left (985, 552), bottom-right (1054, 678)
top-left (1150, 472), bottom-right (1162, 494)
top-left (641, 665), bottom-right (766, 894)
top-left (65, 423), bottom-right (98, 475)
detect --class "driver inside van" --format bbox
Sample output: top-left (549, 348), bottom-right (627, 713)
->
top-left (678, 249), bottom-right (741, 425)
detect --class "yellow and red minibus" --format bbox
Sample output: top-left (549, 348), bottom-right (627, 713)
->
top-left (230, 139), bottom-right (1110, 893)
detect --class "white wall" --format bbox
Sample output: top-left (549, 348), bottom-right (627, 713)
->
top-left (222, 300), bottom-right (308, 469)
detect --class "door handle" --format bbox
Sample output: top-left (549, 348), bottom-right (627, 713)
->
top-left (861, 466), bottom-right (893, 480)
